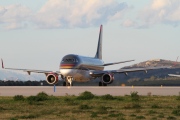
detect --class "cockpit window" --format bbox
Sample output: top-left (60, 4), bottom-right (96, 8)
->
top-left (61, 58), bottom-right (78, 63)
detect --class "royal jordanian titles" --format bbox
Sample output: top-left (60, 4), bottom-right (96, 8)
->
top-left (1, 25), bottom-right (167, 86)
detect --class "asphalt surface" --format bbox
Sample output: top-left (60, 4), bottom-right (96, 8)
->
top-left (0, 86), bottom-right (179, 96)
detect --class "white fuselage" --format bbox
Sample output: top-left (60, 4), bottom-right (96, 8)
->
top-left (59, 54), bottom-right (104, 82)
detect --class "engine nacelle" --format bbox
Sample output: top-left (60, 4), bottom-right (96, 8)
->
top-left (102, 73), bottom-right (114, 84)
top-left (46, 73), bottom-right (59, 85)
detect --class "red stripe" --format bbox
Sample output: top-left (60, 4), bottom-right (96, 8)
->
top-left (61, 64), bottom-right (75, 66)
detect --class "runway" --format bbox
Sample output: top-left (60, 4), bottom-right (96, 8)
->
top-left (0, 86), bottom-right (179, 96)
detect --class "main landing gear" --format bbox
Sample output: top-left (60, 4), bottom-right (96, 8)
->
top-left (63, 76), bottom-right (73, 86)
top-left (99, 81), bottom-right (107, 86)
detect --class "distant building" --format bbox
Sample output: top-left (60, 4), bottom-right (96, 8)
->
top-left (149, 59), bottom-right (162, 62)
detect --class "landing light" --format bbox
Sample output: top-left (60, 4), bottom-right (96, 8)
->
top-left (89, 72), bottom-right (93, 74)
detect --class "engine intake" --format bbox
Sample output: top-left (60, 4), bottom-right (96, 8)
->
top-left (102, 73), bottom-right (114, 84)
top-left (46, 73), bottom-right (59, 85)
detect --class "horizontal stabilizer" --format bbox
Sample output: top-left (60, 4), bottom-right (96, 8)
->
top-left (103, 60), bottom-right (134, 66)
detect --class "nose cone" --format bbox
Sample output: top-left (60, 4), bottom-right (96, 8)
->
top-left (60, 69), bottom-right (75, 76)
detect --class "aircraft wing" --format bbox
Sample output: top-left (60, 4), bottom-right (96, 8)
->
top-left (1, 59), bottom-right (60, 75)
top-left (103, 60), bottom-right (134, 66)
top-left (90, 66), bottom-right (169, 77)
top-left (168, 74), bottom-right (180, 77)
top-left (116, 66), bottom-right (169, 73)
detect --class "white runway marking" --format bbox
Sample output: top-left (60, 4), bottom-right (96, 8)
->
top-left (0, 86), bottom-right (179, 96)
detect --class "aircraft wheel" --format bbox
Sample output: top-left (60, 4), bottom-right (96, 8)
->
top-left (99, 82), bottom-right (102, 86)
top-left (67, 82), bottom-right (70, 86)
top-left (103, 83), bottom-right (107, 86)
top-left (99, 82), bottom-right (107, 86)
top-left (66, 82), bottom-right (73, 86)
top-left (63, 82), bottom-right (66, 86)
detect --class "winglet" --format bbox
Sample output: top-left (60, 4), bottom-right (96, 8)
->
top-left (27, 71), bottom-right (31, 75)
top-left (1, 59), bottom-right (4, 69)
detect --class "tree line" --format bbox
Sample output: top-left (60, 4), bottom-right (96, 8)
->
top-left (1, 78), bottom-right (180, 86)
top-left (0, 80), bottom-right (55, 86)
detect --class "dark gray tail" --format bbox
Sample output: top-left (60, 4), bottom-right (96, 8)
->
top-left (95, 25), bottom-right (103, 59)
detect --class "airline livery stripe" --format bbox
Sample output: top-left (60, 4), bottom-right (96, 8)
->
top-left (60, 64), bottom-right (76, 69)
top-left (60, 64), bottom-right (76, 66)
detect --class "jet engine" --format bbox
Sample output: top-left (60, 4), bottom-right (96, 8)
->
top-left (46, 73), bottom-right (59, 85)
top-left (102, 73), bottom-right (114, 84)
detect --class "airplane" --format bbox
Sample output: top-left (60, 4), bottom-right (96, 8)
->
top-left (1, 25), bottom-right (168, 86)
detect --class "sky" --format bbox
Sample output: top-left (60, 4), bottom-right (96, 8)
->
top-left (0, 0), bottom-right (180, 72)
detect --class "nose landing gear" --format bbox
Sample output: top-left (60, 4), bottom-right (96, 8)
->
top-left (63, 76), bottom-right (73, 86)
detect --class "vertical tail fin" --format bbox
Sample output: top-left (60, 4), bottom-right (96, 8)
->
top-left (95, 25), bottom-right (103, 59)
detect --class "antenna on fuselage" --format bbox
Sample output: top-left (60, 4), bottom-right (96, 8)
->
top-left (95, 25), bottom-right (103, 60)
